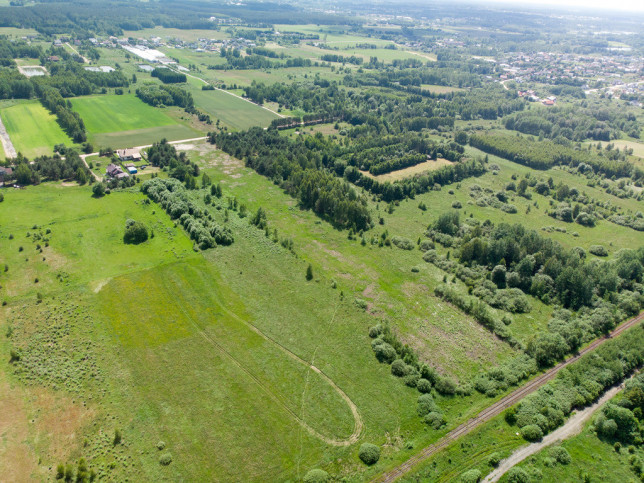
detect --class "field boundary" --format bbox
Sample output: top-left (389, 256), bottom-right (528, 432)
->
top-left (372, 311), bottom-right (644, 482)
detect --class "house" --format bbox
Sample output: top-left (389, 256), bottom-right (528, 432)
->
top-left (106, 163), bottom-right (129, 179)
top-left (47, 56), bottom-right (60, 62)
top-left (116, 148), bottom-right (142, 162)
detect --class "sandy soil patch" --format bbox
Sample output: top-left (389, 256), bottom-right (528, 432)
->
top-left (360, 158), bottom-right (454, 182)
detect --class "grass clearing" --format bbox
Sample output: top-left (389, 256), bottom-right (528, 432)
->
top-left (71, 94), bottom-right (177, 134)
top-left (0, 183), bottom-right (194, 299)
top-left (191, 86), bottom-right (278, 130)
top-left (1, 100), bottom-right (74, 158)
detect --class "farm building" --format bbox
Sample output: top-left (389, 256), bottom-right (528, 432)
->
top-left (116, 148), bottom-right (142, 162)
top-left (125, 164), bottom-right (138, 174)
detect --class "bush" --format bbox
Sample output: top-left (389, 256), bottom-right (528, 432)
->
top-left (460, 468), bottom-right (482, 483)
top-left (373, 342), bottom-right (397, 363)
top-left (487, 452), bottom-right (501, 467)
top-left (506, 467), bottom-right (529, 483)
top-left (417, 393), bottom-right (439, 417)
top-left (521, 424), bottom-right (544, 442)
top-left (435, 376), bottom-right (457, 395)
top-left (589, 245), bottom-right (608, 257)
top-left (368, 324), bottom-right (382, 338)
top-left (358, 443), bottom-right (380, 465)
top-left (391, 359), bottom-right (408, 377)
top-left (417, 378), bottom-right (432, 393)
top-left (549, 446), bottom-right (571, 464)
top-left (303, 469), bottom-right (329, 483)
top-left (452, 201), bottom-right (462, 209)
top-left (424, 411), bottom-right (446, 429)
top-left (123, 219), bottom-right (148, 244)
top-left (159, 453), bottom-right (173, 465)
top-left (92, 182), bottom-right (105, 197)
top-left (392, 236), bottom-right (414, 250)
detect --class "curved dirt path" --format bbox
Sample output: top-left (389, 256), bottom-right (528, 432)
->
top-left (162, 273), bottom-right (363, 447)
top-left (372, 311), bottom-right (644, 482)
top-left (483, 382), bottom-right (625, 482)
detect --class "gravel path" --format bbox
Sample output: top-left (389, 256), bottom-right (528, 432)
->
top-left (482, 382), bottom-right (626, 482)
top-left (0, 113), bottom-right (17, 158)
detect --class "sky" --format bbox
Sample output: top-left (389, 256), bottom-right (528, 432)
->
top-left (477, 0), bottom-right (644, 13)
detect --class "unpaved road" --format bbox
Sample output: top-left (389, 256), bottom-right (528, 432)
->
top-left (0, 113), bottom-right (17, 159)
top-left (483, 382), bottom-right (625, 482)
top-left (372, 311), bottom-right (644, 483)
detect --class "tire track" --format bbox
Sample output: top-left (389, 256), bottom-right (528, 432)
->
top-left (160, 269), bottom-right (363, 447)
top-left (372, 311), bottom-right (644, 483)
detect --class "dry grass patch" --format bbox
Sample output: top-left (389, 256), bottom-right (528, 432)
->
top-left (360, 158), bottom-right (454, 182)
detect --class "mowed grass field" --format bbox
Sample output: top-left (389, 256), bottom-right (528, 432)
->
top-left (191, 86), bottom-right (278, 130)
top-left (71, 94), bottom-right (202, 148)
top-left (1, 100), bottom-right (74, 158)
top-left (71, 95), bottom-right (177, 134)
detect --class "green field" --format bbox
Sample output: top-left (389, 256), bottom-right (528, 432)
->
top-left (71, 94), bottom-right (177, 134)
top-left (191, 86), bottom-right (279, 130)
top-left (71, 94), bottom-right (202, 148)
top-left (1, 101), bottom-right (74, 158)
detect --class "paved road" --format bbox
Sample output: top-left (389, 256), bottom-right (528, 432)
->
top-left (372, 311), bottom-right (644, 483)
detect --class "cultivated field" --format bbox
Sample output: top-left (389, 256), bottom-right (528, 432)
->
top-left (191, 87), bottom-right (278, 130)
top-left (71, 94), bottom-right (202, 148)
top-left (1, 100), bottom-right (74, 158)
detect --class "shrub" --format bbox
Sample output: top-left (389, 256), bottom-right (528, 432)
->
top-left (391, 359), bottom-right (408, 377)
top-left (424, 411), bottom-right (446, 429)
top-left (123, 219), bottom-right (148, 244)
top-left (521, 424), bottom-right (543, 442)
top-left (92, 182), bottom-right (105, 197)
top-left (392, 236), bottom-right (414, 250)
top-left (589, 245), bottom-right (608, 257)
top-left (452, 201), bottom-right (462, 209)
top-left (435, 376), bottom-right (457, 395)
top-left (417, 378), bottom-right (432, 393)
top-left (159, 452), bottom-right (173, 465)
top-left (368, 324), bottom-right (382, 338)
top-left (460, 468), bottom-right (481, 483)
top-left (419, 239), bottom-right (435, 251)
top-left (358, 443), bottom-right (380, 465)
top-left (417, 393), bottom-right (438, 417)
top-left (156, 441), bottom-right (166, 450)
top-left (113, 429), bottom-right (122, 445)
top-left (303, 469), bottom-right (329, 483)
top-left (487, 452), bottom-right (501, 467)
top-left (506, 467), bottom-right (529, 483)
top-left (306, 264), bottom-right (313, 281)
top-left (373, 342), bottom-right (397, 364)
top-left (549, 446), bottom-right (571, 464)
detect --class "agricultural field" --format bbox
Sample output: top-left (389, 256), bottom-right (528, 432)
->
top-left (1, 100), bottom-right (74, 158)
top-left (191, 86), bottom-right (279, 130)
top-left (71, 94), bottom-right (202, 148)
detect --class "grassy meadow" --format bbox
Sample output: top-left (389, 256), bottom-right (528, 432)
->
top-left (70, 94), bottom-right (202, 148)
top-left (1, 100), bottom-right (74, 158)
top-left (191, 86), bottom-right (279, 130)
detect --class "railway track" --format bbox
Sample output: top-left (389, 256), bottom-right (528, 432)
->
top-left (373, 310), bottom-right (644, 483)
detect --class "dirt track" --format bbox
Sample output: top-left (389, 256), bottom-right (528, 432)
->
top-left (372, 311), bottom-right (644, 483)
top-left (0, 113), bottom-right (17, 159)
top-left (482, 381), bottom-right (625, 482)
